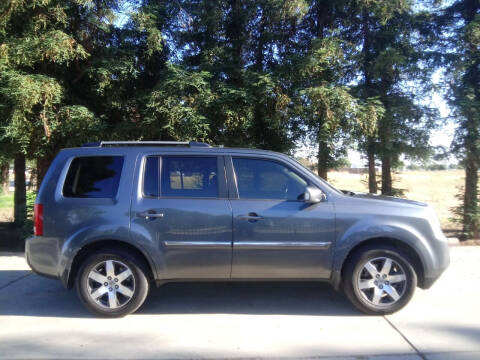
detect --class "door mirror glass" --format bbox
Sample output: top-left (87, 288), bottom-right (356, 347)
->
top-left (299, 186), bottom-right (325, 204)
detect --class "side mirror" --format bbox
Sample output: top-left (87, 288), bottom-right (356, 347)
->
top-left (300, 186), bottom-right (325, 204)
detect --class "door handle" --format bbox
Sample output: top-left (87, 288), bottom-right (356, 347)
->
top-left (237, 212), bottom-right (264, 222)
top-left (137, 210), bottom-right (164, 219)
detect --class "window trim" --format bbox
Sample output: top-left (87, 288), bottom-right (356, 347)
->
top-left (61, 155), bottom-right (125, 199)
top-left (141, 156), bottom-right (161, 199)
top-left (141, 154), bottom-right (227, 200)
top-left (228, 155), bottom-right (317, 201)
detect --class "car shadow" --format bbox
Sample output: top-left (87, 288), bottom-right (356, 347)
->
top-left (0, 271), bottom-right (361, 317)
top-left (140, 281), bottom-right (360, 316)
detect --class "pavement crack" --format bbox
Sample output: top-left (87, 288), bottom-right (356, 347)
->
top-left (383, 315), bottom-right (426, 360)
top-left (0, 272), bottom-right (32, 291)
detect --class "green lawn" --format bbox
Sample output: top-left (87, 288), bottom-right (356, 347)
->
top-left (0, 192), bottom-right (13, 209)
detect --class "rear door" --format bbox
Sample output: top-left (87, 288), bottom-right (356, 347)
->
top-left (130, 153), bottom-right (233, 279)
top-left (228, 156), bottom-right (335, 279)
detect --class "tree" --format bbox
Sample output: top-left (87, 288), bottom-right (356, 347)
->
top-left (282, 1), bottom-right (383, 181)
top-left (148, 0), bottom-right (307, 151)
top-left (436, 0), bottom-right (480, 238)
top-left (0, 0), bottom-right (123, 224)
top-left (293, 37), bottom-right (357, 180)
top-left (347, 0), bottom-right (437, 194)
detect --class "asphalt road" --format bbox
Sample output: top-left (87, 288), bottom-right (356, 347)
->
top-left (0, 246), bottom-right (479, 360)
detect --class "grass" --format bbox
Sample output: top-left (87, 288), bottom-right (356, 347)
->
top-left (0, 192), bottom-right (13, 209)
top-left (328, 169), bottom-right (464, 230)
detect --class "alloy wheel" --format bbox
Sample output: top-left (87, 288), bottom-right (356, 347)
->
top-left (356, 256), bottom-right (407, 307)
top-left (86, 260), bottom-right (135, 309)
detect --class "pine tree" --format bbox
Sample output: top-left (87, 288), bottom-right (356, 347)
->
top-left (438, 0), bottom-right (480, 238)
top-left (0, 0), bottom-right (122, 223)
top-left (347, 0), bottom-right (437, 194)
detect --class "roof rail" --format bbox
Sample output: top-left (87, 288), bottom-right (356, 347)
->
top-left (82, 141), bottom-right (211, 148)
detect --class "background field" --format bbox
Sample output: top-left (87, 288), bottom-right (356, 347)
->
top-left (0, 170), bottom-right (463, 229)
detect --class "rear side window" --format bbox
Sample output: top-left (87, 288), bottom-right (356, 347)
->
top-left (161, 157), bottom-right (218, 198)
top-left (63, 156), bottom-right (124, 198)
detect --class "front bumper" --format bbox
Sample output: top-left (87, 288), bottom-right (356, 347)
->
top-left (421, 235), bottom-right (450, 289)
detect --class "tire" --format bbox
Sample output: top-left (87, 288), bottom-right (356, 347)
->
top-left (75, 248), bottom-right (149, 317)
top-left (343, 245), bottom-right (417, 315)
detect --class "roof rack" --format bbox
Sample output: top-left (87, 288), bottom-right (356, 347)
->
top-left (82, 141), bottom-right (211, 148)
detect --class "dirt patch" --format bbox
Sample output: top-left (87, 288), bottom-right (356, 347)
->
top-left (0, 208), bottom-right (13, 222)
top-left (458, 239), bottom-right (480, 246)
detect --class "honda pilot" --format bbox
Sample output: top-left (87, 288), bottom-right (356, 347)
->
top-left (25, 141), bottom-right (450, 317)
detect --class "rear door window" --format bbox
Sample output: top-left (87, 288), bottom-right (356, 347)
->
top-left (63, 156), bottom-right (124, 198)
top-left (161, 157), bottom-right (218, 198)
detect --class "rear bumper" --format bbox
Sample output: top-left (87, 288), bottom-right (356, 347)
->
top-left (25, 236), bottom-right (62, 282)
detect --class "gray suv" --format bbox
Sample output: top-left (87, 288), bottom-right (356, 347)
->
top-left (25, 141), bottom-right (449, 317)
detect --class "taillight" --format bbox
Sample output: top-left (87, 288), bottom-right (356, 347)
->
top-left (34, 204), bottom-right (43, 236)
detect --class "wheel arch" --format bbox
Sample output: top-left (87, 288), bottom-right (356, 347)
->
top-left (333, 237), bottom-right (425, 290)
top-left (66, 239), bottom-right (155, 288)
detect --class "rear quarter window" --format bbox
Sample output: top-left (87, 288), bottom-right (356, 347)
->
top-left (63, 156), bottom-right (124, 198)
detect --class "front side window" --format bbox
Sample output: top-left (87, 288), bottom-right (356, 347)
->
top-left (232, 158), bottom-right (308, 200)
top-left (63, 156), bottom-right (124, 198)
top-left (161, 157), bottom-right (218, 198)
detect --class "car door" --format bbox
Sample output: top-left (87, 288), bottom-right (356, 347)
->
top-left (130, 154), bottom-right (233, 279)
top-left (228, 156), bottom-right (335, 279)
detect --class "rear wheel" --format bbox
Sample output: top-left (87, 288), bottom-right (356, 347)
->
top-left (75, 249), bottom-right (149, 317)
top-left (343, 245), bottom-right (417, 315)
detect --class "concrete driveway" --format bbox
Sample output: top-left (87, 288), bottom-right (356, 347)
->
top-left (0, 246), bottom-right (479, 360)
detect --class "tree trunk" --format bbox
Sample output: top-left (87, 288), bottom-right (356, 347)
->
top-left (367, 140), bottom-right (377, 194)
top-left (226, 0), bottom-right (244, 86)
top-left (0, 162), bottom-right (9, 194)
top-left (381, 154), bottom-right (392, 196)
top-left (363, 10), bottom-right (378, 195)
top-left (462, 145), bottom-right (479, 239)
top-left (29, 168), bottom-right (36, 191)
top-left (252, 12), bottom-right (267, 149)
top-left (14, 154), bottom-right (26, 226)
top-left (37, 155), bottom-right (53, 189)
top-left (317, 140), bottom-right (329, 180)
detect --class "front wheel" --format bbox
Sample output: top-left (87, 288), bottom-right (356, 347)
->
top-left (343, 245), bottom-right (417, 315)
top-left (75, 249), bottom-right (149, 317)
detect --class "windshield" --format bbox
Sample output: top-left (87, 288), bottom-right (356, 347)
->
top-left (290, 157), bottom-right (343, 195)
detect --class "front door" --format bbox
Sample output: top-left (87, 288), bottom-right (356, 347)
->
top-left (131, 154), bottom-right (232, 279)
top-left (229, 156), bottom-right (335, 279)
